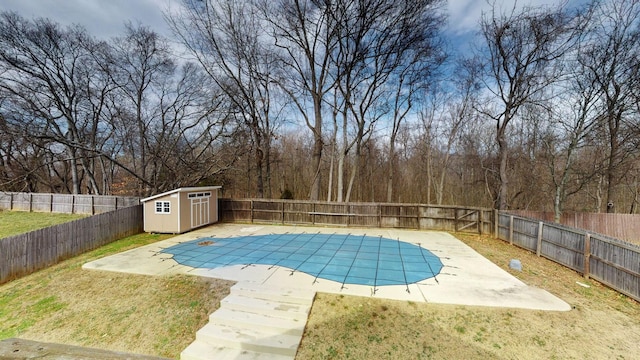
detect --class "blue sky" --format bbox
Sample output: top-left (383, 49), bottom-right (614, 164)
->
top-left (1, 0), bottom-right (573, 46)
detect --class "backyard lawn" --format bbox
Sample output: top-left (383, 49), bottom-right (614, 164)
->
top-left (0, 232), bottom-right (233, 358)
top-left (0, 210), bottom-right (86, 239)
top-left (0, 226), bottom-right (638, 359)
top-left (297, 233), bottom-right (640, 359)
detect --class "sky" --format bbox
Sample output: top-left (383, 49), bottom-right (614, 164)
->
top-left (1, 0), bottom-right (176, 39)
top-left (1, 0), bottom-right (577, 46)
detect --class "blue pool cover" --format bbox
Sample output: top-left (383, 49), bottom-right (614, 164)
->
top-left (161, 233), bottom-right (443, 287)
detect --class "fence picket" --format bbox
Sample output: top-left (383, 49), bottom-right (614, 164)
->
top-left (497, 212), bottom-right (640, 302)
top-left (507, 210), bottom-right (640, 244)
top-left (0, 205), bottom-right (143, 284)
top-left (0, 192), bottom-right (139, 214)
top-left (219, 198), bottom-right (494, 234)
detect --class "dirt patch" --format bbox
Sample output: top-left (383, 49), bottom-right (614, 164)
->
top-left (296, 233), bottom-right (640, 359)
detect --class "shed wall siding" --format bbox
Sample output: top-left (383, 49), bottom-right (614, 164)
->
top-left (179, 192), bottom-right (190, 233)
top-left (143, 187), bottom-right (220, 234)
top-left (143, 195), bottom-right (179, 233)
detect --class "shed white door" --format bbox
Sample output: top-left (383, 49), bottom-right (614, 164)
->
top-left (190, 197), bottom-right (209, 228)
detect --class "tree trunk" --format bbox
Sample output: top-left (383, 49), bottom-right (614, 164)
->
top-left (426, 141), bottom-right (432, 204)
top-left (386, 139), bottom-right (396, 203)
top-left (309, 98), bottom-right (323, 200)
top-left (337, 151), bottom-right (345, 202)
top-left (265, 144), bottom-right (272, 199)
top-left (79, 155), bottom-right (101, 195)
top-left (605, 130), bottom-right (619, 213)
top-left (595, 175), bottom-right (603, 213)
top-left (327, 138), bottom-right (334, 202)
top-left (497, 131), bottom-right (509, 210)
top-left (553, 186), bottom-right (562, 223)
top-left (345, 145), bottom-right (360, 203)
top-left (337, 103), bottom-right (349, 202)
top-left (255, 144), bottom-right (264, 198)
top-left (69, 147), bottom-right (80, 195)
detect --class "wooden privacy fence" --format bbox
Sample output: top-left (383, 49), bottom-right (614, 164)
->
top-left (497, 212), bottom-right (640, 302)
top-left (507, 210), bottom-right (640, 244)
top-left (0, 192), bottom-right (140, 215)
top-left (219, 198), bottom-right (494, 234)
top-left (0, 205), bottom-right (144, 284)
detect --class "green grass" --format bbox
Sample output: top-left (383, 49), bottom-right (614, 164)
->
top-left (0, 210), bottom-right (86, 239)
top-left (0, 232), bottom-right (167, 339)
top-left (0, 232), bottom-right (233, 358)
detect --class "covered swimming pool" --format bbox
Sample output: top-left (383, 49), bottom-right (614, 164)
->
top-left (161, 232), bottom-right (443, 290)
top-left (83, 223), bottom-right (572, 309)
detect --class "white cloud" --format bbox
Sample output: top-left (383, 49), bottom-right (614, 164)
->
top-left (446, 0), bottom-right (584, 36)
top-left (2, 0), bottom-right (587, 51)
top-left (447, 0), bottom-right (487, 35)
top-left (1, 0), bottom-right (176, 39)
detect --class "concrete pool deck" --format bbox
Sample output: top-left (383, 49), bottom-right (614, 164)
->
top-left (83, 223), bottom-right (570, 311)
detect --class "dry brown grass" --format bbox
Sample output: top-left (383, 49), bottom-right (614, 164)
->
top-left (296, 233), bottom-right (640, 360)
top-left (0, 233), bottom-right (233, 359)
top-left (3, 229), bottom-right (639, 359)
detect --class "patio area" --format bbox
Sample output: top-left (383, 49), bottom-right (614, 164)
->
top-left (83, 223), bottom-right (570, 310)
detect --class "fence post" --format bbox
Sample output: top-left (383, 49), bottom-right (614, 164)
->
top-left (10, 193), bottom-right (13, 210)
top-left (454, 209), bottom-right (459, 232)
top-left (312, 202), bottom-right (316, 225)
top-left (478, 210), bottom-right (483, 235)
top-left (494, 209), bottom-right (499, 237)
top-left (29, 193), bottom-right (33, 212)
top-left (584, 233), bottom-right (591, 279)
top-left (281, 200), bottom-right (285, 225)
top-left (509, 216), bottom-right (514, 245)
top-left (91, 196), bottom-right (95, 215)
top-left (536, 221), bottom-right (544, 256)
top-left (50, 194), bottom-right (54, 213)
top-left (250, 200), bottom-right (254, 224)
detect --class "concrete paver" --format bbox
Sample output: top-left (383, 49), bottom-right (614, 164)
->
top-left (181, 282), bottom-right (313, 360)
top-left (83, 223), bottom-right (573, 359)
top-left (83, 223), bottom-right (571, 311)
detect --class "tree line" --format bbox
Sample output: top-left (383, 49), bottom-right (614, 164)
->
top-left (1, 0), bottom-right (639, 219)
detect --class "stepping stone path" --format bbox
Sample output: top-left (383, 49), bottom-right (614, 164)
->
top-left (181, 283), bottom-right (316, 360)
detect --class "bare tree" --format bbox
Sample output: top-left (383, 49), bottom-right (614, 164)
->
top-left (324, 0), bottom-right (446, 202)
top-left (578, 0), bottom-right (640, 213)
top-left (419, 59), bottom-right (480, 205)
top-left (479, 3), bottom-right (576, 210)
top-left (168, 0), bottom-right (283, 198)
top-left (259, 0), bottom-right (340, 200)
top-left (540, 37), bottom-right (603, 221)
top-left (0, 13), bottom-right (233, 195)
top-left (111, 23), bottom-right (175, 195)
top-left (381, 0), bottom-right (447, 202)
top-left (0, 12), bottom-right (114, 194)
top-left (0, 111), bottom-right (53, 192)
top-left (142, 63), bottom-right (233, 192)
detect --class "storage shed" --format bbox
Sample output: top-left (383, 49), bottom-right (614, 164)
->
top-left (141, 186), bottom-right (221, 234)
